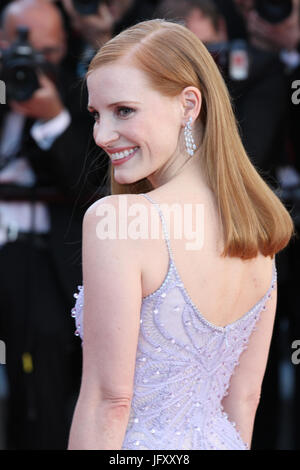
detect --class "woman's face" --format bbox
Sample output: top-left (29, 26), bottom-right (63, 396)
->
top-left (86, 62), bottom-right (186, 187)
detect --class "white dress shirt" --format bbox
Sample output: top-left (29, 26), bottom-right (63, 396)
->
top-left (0, 109), bottom-right (71, 245)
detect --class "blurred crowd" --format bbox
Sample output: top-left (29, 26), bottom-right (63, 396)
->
top-left (0, 0), bottom-right (299, 450)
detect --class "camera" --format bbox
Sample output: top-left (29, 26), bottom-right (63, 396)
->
top-left (0, 26), bottom-right (44, 102)
top-left (254, 0), bottom-right (293, 23)
top-left (72, 0), bottom-right (106, 15)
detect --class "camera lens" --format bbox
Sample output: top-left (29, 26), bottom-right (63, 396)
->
top-left (72, 0), bottom-right (101, 15)
top-left (5, 63), bottom-right (40, 101)
top-left (255, 0), bottom-right (293, 24)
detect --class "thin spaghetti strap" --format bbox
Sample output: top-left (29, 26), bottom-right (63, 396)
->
top-left (140, 193), bottom-right (175, 265)
top-left (272, 255), bottom-right (277, 284)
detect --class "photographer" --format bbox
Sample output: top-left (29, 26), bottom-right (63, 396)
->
top-left (62, 0), bottom-right (115, 49)
top-left (233, 0), bottom-right (300, 168)
top-left (61, 0), bottom-right (156, 76)
top-left (0, 0), bottom-right (107, 449)
top-left (234, 0), bottom-right (300, 52)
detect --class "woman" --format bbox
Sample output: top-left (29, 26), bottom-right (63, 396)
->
top-left (68, 19), bottom-right (294, 450)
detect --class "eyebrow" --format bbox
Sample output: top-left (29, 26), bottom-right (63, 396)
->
top-left (87, 101), bottom-right (141, 111)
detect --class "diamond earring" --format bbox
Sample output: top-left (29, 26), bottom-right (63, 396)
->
top-left (184, 116), bottom-right (197, 156)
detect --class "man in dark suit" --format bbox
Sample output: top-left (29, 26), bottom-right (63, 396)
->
top-left (0, 0), bottom-right (108, 449)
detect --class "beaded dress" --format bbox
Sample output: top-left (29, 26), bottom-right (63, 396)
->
top-left (71, 193), bottom-right (277, 450)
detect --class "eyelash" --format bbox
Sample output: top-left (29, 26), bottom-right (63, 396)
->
top-left (91, 106), bottom-right (134, 122)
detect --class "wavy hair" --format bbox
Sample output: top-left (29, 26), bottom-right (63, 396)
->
top-left (87, 19), bottom-right (295, 260)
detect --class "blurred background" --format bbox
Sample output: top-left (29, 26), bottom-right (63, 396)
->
top-left (0, 0), bottom-right (299, 450)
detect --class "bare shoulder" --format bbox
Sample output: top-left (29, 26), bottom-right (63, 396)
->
top-left (84, 194), bottom-right (145, 216)
top-left (84, 193), bottom-right (147, 229)
top-left (84, 194), bottom-right (130, 218)
top-left (82, 193), bottom-right (146, 261)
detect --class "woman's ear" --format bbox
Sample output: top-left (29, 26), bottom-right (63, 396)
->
top-left (181, 86), bottom-right (202, 124)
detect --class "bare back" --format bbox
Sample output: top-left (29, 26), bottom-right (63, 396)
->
top-left (139, 186), bottom-right (274, 329)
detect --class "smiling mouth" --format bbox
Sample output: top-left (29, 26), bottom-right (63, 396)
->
top-left (110, 146), bottom-right (139, 161)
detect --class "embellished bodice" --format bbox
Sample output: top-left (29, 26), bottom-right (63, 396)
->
top-left (71, 193), bottom-right (277, 450)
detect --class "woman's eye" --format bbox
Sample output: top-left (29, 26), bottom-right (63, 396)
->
top-left (117, 106), bottom-right (134, 117)
top-left (89, 107), bottom-right (134, 122)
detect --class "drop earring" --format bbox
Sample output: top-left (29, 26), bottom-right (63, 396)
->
top-left (184, 116), bottom-right (197, 156)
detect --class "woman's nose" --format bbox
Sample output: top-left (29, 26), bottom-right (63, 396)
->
top-left (93, 122), bottom-right (119, 148)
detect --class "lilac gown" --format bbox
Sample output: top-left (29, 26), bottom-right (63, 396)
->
top-left (72, 193), bottom-right (277, 450)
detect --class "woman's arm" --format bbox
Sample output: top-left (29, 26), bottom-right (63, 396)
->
top-left (221, 260), bottom-right (278, 449)
top-left (68, 195), bottom-right (143, 449)
top-left (68, 394), bottom-right (132, 450)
